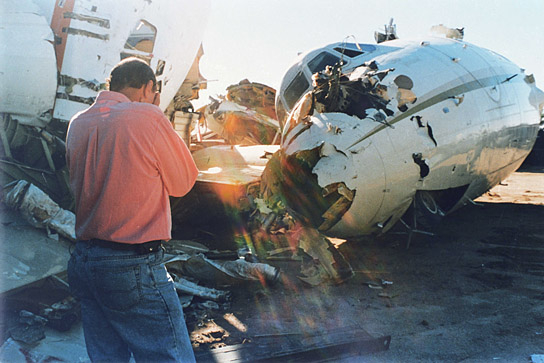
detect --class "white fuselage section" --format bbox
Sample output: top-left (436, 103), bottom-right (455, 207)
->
top-left (278, 37), bottom-right (544, 238)
top-left (0, 0), bottom-right (209, 125)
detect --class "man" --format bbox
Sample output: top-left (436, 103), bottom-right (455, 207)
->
top-left (66, 57), bottom-right (198, 362)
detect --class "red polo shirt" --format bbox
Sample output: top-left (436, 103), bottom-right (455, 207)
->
top-left (66, 91), bottom-right (198, 243)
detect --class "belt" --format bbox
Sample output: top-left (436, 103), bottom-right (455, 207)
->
top-left (83, 239), bottom-right (163, 254)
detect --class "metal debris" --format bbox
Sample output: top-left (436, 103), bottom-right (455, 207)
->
top-left (227, 80), bottom-right (277, 120)
top-left (198, 80), bottom-right (280, 145)
top-left (179, 294), bottom-right (194, 309)
top-left (197, 301), bottom-right (220, 310)
top-left (9, 310), bottom-right (48, 344)
top-left (375, 18), bottom-right (398, 43)
top-left (165, 44), bottom-right (208, 146)
top-left (297, 227), bottom-right (353, 285)
top-left (377, 292), bottom-right (397, 299)
top-left (173, 276), bottom-right (230, 302)
top-left (254, 149), bottom-right (355, 285)
top-left (0, 114), bottom-right (73, 210)
top-left (194, 326), bottom-right (391, 362)
top-left (41, 296), bottom-right (80, 332)
top-left (249, 183), bottom-right (354, 286)
top-left (266, 247), bottom-right (300, 261)
top-left (164, 240), bottom-right (210, 255)
top-left (367, 281), bottom-right (384, 290)
top-left (284, 60), bottom-right (400, 136)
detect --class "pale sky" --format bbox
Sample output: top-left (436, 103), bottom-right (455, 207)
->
top-left (194, 0), bottom-right (544, 108)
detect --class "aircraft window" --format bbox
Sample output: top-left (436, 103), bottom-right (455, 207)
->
top-left (284, 71), bottom-right (310, 110)
top-left (333, 47), bottom-right (363, 58)
top-left (156, 59), bottom-right (165, 76)
top-left (333, 43), bottom-right (376, 58)
top-left (124, 20), bottom-right (156, 53)
top-left (307, 52), bottom-right (341, 73)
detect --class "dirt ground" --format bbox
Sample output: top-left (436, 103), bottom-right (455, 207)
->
top-left (190, 166), bottom-right (544, 362)
top-left (1, 167), bottom-right (543, 362)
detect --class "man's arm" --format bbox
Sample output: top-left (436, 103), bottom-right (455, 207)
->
top-left (153, 114), bottom-right (198, 197)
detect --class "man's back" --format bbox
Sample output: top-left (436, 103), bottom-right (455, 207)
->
top-left (66, 90), bottom-right (198, 243)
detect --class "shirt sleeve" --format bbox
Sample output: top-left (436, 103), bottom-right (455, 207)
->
top-left (152, 112), bottom-right (199, 197)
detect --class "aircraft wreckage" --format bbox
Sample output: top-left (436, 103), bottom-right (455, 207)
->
top-left (174, 25), bottom-right (544, 284)
top-left (2, 10), bottom-right (544, 294)
top-left (266, 26), bottom-right (544, 243)
top-left (1, 12), bottom-right (544, 358)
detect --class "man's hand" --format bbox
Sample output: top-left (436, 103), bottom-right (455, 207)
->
top-left (152, 91), bottom-right (161, 106)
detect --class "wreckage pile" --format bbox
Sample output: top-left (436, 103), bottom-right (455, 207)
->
top-left (0, 218), bottom-right (284, 350)
top-left (196, 80), bottom-right (281, 145)
top-left (1, 278), bottom-right (80, 346)
top-left (0, 71), bottom-right (362, 352)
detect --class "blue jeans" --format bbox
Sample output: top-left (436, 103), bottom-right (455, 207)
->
top-left (68, 241), bottom-right (195, 362)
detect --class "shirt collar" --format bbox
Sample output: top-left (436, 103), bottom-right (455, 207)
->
top-left (95, 90), bottom-right (132, 104)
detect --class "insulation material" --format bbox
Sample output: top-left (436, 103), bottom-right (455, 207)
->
top-left (4, 180), bottom-right (76, 241)
top-left (175, 253), bottom-right (280, 285)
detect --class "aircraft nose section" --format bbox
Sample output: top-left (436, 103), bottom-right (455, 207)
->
top-left (264, 112), bottom-right (387, 236)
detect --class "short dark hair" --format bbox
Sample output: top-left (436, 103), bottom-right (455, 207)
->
top-left (107, 57), bottom-right (156, 92)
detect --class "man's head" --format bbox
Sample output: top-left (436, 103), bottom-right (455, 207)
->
top-left (106, 57), bottom-right (160, 104)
